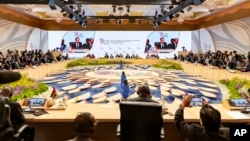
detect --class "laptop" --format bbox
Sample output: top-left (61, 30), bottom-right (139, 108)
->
top-left (22, 98), bottom-right (47, 113)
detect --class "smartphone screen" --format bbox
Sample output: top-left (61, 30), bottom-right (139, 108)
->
top-left (230, 99), bottom-right (248, 107)
top-left (190, 97), bottom-right (202, 106)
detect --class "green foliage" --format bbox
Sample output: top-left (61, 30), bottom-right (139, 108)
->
top-left (152, 60), bottom-right (183, 70)
top-left (219, 77), bottom-right (250, 99)
top-left (66, 59), bottom-right (132, 68)
top-left (0, 74), bottom-right (48, 102)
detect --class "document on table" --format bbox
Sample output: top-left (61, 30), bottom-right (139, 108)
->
top-left (226, 111), bottom-right (250, 119)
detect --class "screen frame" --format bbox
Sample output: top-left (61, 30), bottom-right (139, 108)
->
top-left (28, 98), bottom-right (47, 107)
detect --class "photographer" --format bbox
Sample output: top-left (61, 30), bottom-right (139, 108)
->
top-left (174, 95), bottom-right (229, 141)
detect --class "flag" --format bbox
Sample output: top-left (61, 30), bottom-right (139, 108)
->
top-left (50, 87), bottom-right (58, 99)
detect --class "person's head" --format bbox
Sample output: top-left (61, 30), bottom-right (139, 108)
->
top-left (75, 37), bottom-right (80, 43)
top-left (0, 86), bottom-right (13, 98)
top-left (160, 37), bottom-right (165, 43)
top-left (74, 112), bottom-right (98, 136)
top-left (124, 80), bottom-right (128, 85)
top-left (199, 104), bottom-right (221, 131)
top-left (137, 84), bottom-right (151, 97)
top-left (122, 71), bottom-right (125, 75)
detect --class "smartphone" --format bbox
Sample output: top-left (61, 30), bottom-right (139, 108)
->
top-left (230, 99), bottom-right (248, 107)
top-left (190, 96), bottom-right (202, 106)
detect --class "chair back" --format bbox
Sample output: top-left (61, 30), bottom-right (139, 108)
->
top-left (0, 98), bottom-right (14, 141)
top-left (119, 101), bottom-right (163, 141)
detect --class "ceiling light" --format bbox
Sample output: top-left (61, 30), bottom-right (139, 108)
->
top-left (80, 21), bottom-right (87, 28)
top-left (48, 0), bottom-right (57, 10)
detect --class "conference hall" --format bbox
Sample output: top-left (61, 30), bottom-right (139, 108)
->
top-left (0, 0), bottom-right (250, 141)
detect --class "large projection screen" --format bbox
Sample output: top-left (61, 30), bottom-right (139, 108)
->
top-left (48, 31), bottom-right (191, 58)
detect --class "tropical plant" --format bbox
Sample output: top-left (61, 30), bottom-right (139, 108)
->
top-left (152, 60), bottom-right (183, 70)
top-left (0, 74), bottom-right (48, 102)
top-left (219, 77), bottom-right (250, 98)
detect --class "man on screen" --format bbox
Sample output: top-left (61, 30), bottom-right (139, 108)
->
top-left (70, 37), bottom-right (83, 49)
top-left (174, 95), bottom-right (229, 141)
top-left (83, 38), bottom-right (91, 49)
top-left (155, 37), bottom-right (168, 50)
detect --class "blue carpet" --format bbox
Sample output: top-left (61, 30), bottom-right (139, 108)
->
top-left (40, 66), bottom-right (223, 104)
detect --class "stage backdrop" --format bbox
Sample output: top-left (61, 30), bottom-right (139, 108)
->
top-left (48, 31), bottom-right (191, 59)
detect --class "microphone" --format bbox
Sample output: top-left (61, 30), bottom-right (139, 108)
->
top-left (0, 71), bottom-right (21, 84)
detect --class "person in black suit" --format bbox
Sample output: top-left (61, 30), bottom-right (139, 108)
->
top-left (155, 37), bottom-right (168, 50)
top-left (174, 95), bottom-right (229, 141)
top-left (70, 37), bottom-right (83, 49)
top-left (66, 112), bottom-right (98, 141)
top-left (82, 38), bottom-right (91, 49)
top-left (0, 85), bottom-right (25, 132)
top-left (167, 38), bottom-right (177, 50)
top-left (127, 84), bottom-right (159, 103)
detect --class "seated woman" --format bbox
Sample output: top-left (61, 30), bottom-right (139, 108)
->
top-left (66, 112), bottom-right (98, 141)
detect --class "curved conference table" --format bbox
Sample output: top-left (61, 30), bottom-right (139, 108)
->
top-left (19, 59), bottom-right (250, 141)
top-left (24, 101), bottom-right (250, 141)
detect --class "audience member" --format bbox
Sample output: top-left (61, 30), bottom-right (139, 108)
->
top-left (119, 60), bottom-right (123, 69)
top-left (0, 85), bottom-right (25, 132)
top-left (121, 80), bottom-right (130, 100)
top-left (127, 84), bottom-right (158, 103)
top-left (66, 112), bottom-right (98, 141)
top-left (174, 95), bottom-right (229, 141)
top-left (120, 71), bottom-right (127, 88)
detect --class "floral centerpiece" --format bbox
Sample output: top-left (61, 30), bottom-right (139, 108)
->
top-left (0, 74), bottom-right (48, 102)
top-left (219, 77), bottom-right (250, 99)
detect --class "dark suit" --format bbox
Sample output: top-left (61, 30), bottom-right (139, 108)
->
top-left (70, 42), bottom-right (83, 49)
top-left (82, 43), bottom-right (91, 49)
top-left (174, 108), bottom-right (229, 141)
top-left (127, 97), bottom-right (159, 103)
top-left (155, 42), bottom-right (168, 49)
top-left (167, 43), bottom-right (176, 50)
top-left (4, 98), bottom-right (25, 132)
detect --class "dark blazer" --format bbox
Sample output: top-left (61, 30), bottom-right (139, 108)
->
top-left (4, 98), bottom-right (25, 132)
top-left (174, 108), bottom-right (229, 141)
top-left (167, 43), bottom-right (176, 50)
top-left (127, 96), bottom-right (159, 103)
top-left (82, 43), bottom-right (91, 49)
top-left (155, 42), bottom-right (168, 49)
top-left (70, 42), bottom-right (83, 49)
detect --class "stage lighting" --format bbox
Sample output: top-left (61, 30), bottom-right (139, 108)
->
top-left (112, 5), bottom-right (117, 13)
top-left (126, 5), bottom-right (131, 13)
top-left (48, 0), bottom-right (57, 10)
top-left (153, 20), bottom-right (160, 28)
top-left (81, 21), bottom-right (87, 28)
top-left (60, 9), bottom-right (67, 16)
